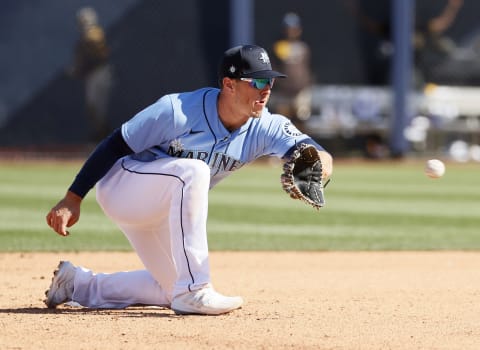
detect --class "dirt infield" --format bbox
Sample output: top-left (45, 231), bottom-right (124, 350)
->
top-left (1, 251), bottom-right (480, 350)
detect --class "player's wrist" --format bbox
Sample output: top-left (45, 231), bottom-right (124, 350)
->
top-left (65, 190), bottom-right (83, 203)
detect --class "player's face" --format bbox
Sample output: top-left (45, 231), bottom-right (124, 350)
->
top-left (235, 78), bottom-right (273, 118)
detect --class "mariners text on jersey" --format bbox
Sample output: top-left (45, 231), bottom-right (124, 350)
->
top-left (167, 145), bottom-right (245, 173)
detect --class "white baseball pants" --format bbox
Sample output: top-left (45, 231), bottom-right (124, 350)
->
top-left (72, 156), bottom-right (212, 308)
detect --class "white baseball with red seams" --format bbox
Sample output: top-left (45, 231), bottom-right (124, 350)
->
top-left (425, 159), bottom-right (446, 178)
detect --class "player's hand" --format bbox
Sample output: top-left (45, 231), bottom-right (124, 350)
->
top-left (318, 150), bottom-right (333, 180)
top-left (46, 191), bottom-right (82, 237)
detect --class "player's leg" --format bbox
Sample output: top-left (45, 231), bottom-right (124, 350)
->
top-left (94, 157), bottom-right (211, 300)
top-left (63, 157), bottom-right (241, 313)
top-left (45, 261), bottom-right (167, 309)
top-left (49, 158), bottom-right (177, 308)
top-left (149, 158), bottom-right (243, 314)
top-left (72, 268), bottom-right (168, 308)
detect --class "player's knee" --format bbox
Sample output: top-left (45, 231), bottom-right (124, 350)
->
top-left (182, 159), bottom-right (211, 187)
top-left (193, 160), bottom-right (211, 184)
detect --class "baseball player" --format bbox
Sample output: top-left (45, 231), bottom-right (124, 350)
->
top-left (68, 7), bottom-right (113, 142)
top-left (45, 44), bottom-right (333, 315)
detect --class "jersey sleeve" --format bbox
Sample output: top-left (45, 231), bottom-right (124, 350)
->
top-left (262, 114), bottom-right (325, 159)
top-left (68, 128), bottom-right (133, 198)
top-left (121, 95), bottom-right (175, 153)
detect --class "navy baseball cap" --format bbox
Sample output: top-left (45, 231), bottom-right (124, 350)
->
top-left (219, 45), bottom-right (287, 80)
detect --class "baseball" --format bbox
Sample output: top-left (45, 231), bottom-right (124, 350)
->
top-left (425, 159), bottom-right (445, 178)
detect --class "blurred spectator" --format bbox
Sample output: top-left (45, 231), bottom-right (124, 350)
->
top-left (414, 0), bottom-right (464, 85)
top-left (270, 12), bottom-right (313, 132)
top-left (343, 0), bottom-right (392, 85)
top-left (67, 7), bottom-right (113, 142)
top-left (345, 0), bottom-right (476, 87)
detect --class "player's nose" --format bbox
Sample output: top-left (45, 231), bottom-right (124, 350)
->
top-left (260, 87), bottom-right (271, 98)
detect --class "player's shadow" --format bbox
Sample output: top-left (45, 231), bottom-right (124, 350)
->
top-left (0, 306), bottom-right (184, 318)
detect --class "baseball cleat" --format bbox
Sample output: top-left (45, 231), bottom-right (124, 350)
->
top-left (44, 261), bottom-right (76, 308)
top-left (171, 287), bottom-right (243, 315)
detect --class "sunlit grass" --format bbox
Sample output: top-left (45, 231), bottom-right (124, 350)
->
top-left (1, 159), bottom-right (479, 251)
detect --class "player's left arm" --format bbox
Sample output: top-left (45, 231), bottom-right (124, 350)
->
top-left (259, 115), bottom-right (333, 208)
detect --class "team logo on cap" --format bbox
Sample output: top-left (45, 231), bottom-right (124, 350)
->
top-left (259, 52), bottom-right (270, 64)
top-left (229, 65), bottom-right (236, 74)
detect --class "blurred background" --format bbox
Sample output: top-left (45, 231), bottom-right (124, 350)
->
top-left (1, 0), bottom-right (480, 161)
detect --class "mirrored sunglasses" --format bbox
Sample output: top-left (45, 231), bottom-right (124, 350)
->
top-left (240, 77), bottom-right (275, 89)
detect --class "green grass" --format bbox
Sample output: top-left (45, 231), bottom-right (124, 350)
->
top-left (1, 159), bottom-right (479, 251)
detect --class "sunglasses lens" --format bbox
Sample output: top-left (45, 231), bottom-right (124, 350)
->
top-left (240, 78), bottom-right (275, 89)
top-left (252, 78), bottom-right (274, 89)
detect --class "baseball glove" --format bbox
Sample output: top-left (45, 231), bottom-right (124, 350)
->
top-left (281, 143), bottom-right (326, 210)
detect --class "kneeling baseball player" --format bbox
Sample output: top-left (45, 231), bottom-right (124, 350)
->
top-left (45, 44), bottom-right (333, 315)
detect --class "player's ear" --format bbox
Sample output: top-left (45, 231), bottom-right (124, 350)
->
top-left (222, 77), bottom-right (235, 93)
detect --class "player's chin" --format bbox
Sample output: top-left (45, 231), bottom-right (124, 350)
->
top-left (251, 107), bottom-right (264, 118)
top-left (252, 100), bottom-right (267, 117)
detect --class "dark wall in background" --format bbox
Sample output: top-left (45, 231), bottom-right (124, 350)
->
top-left (0, 0), bottom-right (137, 128)
top-left (1, 0), bottom-right (480, 147)
top-left (0, 0), bottom-right (229, 146)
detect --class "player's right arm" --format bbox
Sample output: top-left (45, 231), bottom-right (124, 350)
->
top-left (46, 128), bottom-right (133, 236)
top-left (46, 94), bottom-right (175, 237)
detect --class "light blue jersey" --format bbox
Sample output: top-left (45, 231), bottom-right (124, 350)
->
top-left (122, 87), bottom-right (317, 188)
